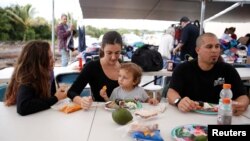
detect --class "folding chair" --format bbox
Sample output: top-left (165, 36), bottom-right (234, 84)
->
top-left (55, 72), bottom-right (90, 97)
top-left (0, 83), bottom-right (8, 102)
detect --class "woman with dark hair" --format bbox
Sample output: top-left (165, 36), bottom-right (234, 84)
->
top-left (5, 41), bottom-right (67, 116)
top-left (68, 31), bottom-right (123, 110)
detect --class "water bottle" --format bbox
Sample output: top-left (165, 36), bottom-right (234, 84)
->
top-left (219, 84), bottom-right (233, 105)
top-left (217, 98), bottom-right (232, 125)
top-left (217, 84), bottom-right (233, 125)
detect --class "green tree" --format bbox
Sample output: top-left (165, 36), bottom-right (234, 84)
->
top-left (31, 17), bottom-right (51, 40)
top-left (5, 4), bottom-right (35, 41)
top-left (0, 7), bottom-right (12, 40)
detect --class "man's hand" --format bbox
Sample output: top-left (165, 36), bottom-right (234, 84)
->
top-left (177, 97), bottom-right (198, 112)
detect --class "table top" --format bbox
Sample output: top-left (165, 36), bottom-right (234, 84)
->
top-left (0, 102), bottom-right (96, 141)
top-left (0, 102), bottom-right (249, 141)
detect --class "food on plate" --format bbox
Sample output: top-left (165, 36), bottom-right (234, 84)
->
top-left (194, 135), bottom-right (207, 141)
top-left (105, 99), bottom-right (142, 111)
top-left (125, 101), bottom-right (137, 109)
top-left (196, 102), bottom-right (218, 112)
top-left (134, 109), bottom-right (158, 119)
top-left (105, 101), bottom-right (119, 109)
top-left (112, 108), bottom-right (133, 125)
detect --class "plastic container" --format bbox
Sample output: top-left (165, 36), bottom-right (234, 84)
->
top-left (217, 84), bottom-right (233, 125)
top-left (78, 57), bottom-right (83, 70)
top-left (219, 84), bottom-right (233, 105)
top-left (217, 98), bottom-right (232, 125)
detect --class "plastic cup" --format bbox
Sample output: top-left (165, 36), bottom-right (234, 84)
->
top-left (78, 58), bottom-right (83, 70)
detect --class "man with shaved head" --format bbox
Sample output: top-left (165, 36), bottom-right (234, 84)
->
top-left (167, 32), bottom-right (249, 116)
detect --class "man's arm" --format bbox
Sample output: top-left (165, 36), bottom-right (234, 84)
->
top-left (233, 95), bottom-right (249, 116)
top-left (167, 88), bottom-right (198, 112)
top-left (57, 24), bottom-right (71, 39)
top-left (173, 43), bottom-right (183, 55)
top-left (167, 88), bottom-right (182, 105)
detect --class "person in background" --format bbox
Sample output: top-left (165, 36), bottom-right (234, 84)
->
top-left (100, 62), bottom-right (159, 105)
top-left (167, 33), bottom-right (249, 116)
top-left (67, 31), bottom-right (122, 110)
top-left (5, 41), bottom-right (67, 116)
top-left (158, 27), bottom-right (175, 67)
top-left (220, 28), bottom-right (232, 43)
top-left (173, 16), bottom-right (199, 61)
top-left (228, 27), bottom-right (237, 40)
top-left (56, 14), bottom-right (74, 67)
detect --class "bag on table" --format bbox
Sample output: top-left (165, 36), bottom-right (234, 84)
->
top-left (131, 44), bottom-right (163, 72)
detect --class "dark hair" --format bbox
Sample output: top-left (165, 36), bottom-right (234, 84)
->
top-left (5, 41), bottom-right (52, 106)
top-left (246, 33), bottom-right (250, 46)
top-left (180, 16), bottom-right (190, 23)
top-left (99, 31), bottom-right (123, 58)
top-left (120, 62), bottom-right (142, 87)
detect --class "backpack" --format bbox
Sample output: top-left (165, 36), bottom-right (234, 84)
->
top-left (131, 44), bottom-right (163, 72)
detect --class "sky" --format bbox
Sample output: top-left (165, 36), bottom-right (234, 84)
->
top-left (1, 0), bottom-right (250, 37)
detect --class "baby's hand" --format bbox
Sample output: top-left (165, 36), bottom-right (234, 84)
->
top-left (100, 85), bottom-right (109, 101)
top-left (148, 98), bottom-right (159, 106)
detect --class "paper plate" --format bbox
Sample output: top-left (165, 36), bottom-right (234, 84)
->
top-left (193, 103), bottom-right (218, 115)
top-left (171, 124), bottom-right (208, 141)
top-left (104, 100), bottom-right (142, 111)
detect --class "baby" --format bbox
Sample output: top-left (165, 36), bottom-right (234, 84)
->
top-left (100, 62), bottom-right (159, 105)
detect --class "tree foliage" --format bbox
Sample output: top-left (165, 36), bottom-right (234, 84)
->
top-left (0, 4), bottom-right (51, 41)
top-left (0, 4), bottom-right (157, 42)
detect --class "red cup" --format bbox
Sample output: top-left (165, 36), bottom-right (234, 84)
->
top-left (78, 58), bottom-right (83, 70)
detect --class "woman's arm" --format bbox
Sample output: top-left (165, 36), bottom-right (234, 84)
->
top-left (16, 85), bottom-right (59, 116)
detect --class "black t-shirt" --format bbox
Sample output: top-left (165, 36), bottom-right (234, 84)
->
top-left (16, 79), bottom-right (57, 116)
top-left (180, 23), bottom-right (199, 60)
top-left (169, 59), bottom-right (246, 104)
top-left (68, 60), bottom-right (119, 102)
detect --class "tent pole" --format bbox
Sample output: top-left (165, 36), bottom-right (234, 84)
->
top-left (204, 2), bottom-right (241, 22)
top-left (51, 0), bottom-right (55, 58)
top-left (200, 0), bottom-right (206, 35)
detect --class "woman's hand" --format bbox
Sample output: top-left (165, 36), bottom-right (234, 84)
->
top-left (80, 96), bottom-right (93, 110)
top-left (55, 87), bottom-right (67, 100)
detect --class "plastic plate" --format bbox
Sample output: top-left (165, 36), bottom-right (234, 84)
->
top-left (193, 103), bottom-right (218, 115)
top-left (104, 101), bottom-right (142, 111)
top-left (171, 124), bottom-right (208, 141)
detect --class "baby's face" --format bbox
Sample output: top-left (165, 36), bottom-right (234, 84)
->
top-left (118, 69), bottom-right (135, 90)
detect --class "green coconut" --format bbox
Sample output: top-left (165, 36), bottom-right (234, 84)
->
top-left (112, 108), bottom-right (133, 125)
